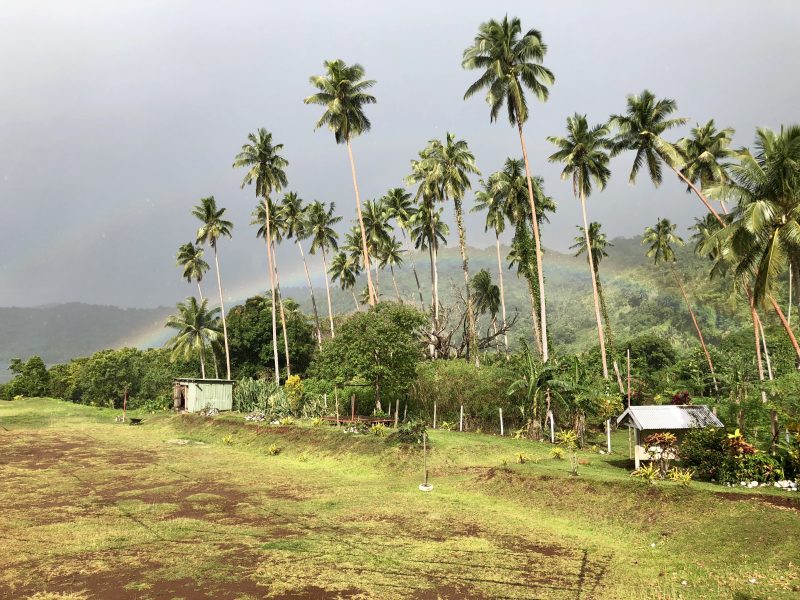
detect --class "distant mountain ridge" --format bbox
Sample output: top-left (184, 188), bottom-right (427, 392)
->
top-left (0, 237), bottom-right (758, 383)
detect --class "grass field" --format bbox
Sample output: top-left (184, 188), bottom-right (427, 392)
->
top-left (1, 398), bottom-right (798, 599)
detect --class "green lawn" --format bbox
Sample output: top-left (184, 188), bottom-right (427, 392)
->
top-left (1, 398), bottom-right (798, 599)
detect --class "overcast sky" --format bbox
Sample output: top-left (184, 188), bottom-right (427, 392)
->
top-left (2, 0), bottom-right (799, 308)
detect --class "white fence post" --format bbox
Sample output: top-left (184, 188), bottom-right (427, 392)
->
top-left (606, 419), bottom-right (612, 453)
top-left (499, 408), bottom-right (504, 436)
top-left (459, 405), bottom-right (464, 432)
top-left (433, 401), bottom-right (437, 429)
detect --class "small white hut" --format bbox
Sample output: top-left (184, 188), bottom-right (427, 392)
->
top-left (173, 378), bottom-right (234, 413)
top-left (616, 404), bottom-right (723, 468)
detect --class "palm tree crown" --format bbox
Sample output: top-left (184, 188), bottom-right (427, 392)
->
top-left (280, 192), bottom-right (309, 240)
top-left (462, 15), bottom-right (554, 125)
top-left (304, 59), bottom-right (376, 144)
top-left (643, 218), bottom-right (684, 265)
top-left (164, 297), bottom-right (221, 378)
top-left (547, 114), bottom-right (611, 198)
top-left (571, 222), bottom-right (612, 269)
top-left (677, 120), bottom-right (735, 189)
top-left (307, 201), bottom-right (342, 255)
top-left (609, 90), bottom-right (687, 185)
top-left (193, 196), bottom-right (233, 249)
top-left (176, 242), bottom-right (209, 287)
top-left (233, 128), bottom-right (289, 197)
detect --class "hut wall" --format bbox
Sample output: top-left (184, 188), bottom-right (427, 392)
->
top-left (185, 382), bottom-right (233, 412)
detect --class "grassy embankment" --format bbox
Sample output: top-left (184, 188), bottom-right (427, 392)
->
top-left (1, 398), bottom-right (798, 599)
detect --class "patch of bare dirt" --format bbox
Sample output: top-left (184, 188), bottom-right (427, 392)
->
top-left (716, 491), bottom-right (800, 511)
top-left (271, 587), bottom-right (363, 599)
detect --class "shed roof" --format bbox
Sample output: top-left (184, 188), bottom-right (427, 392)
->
top-left (616, 405), bottom-right (723, 430)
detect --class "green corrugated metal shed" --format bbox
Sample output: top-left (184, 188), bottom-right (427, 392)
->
top-left (173, 378), bottom-right (234, 413)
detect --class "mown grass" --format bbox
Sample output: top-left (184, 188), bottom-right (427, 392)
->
top-left (1, 397), bottom-right (798, 599)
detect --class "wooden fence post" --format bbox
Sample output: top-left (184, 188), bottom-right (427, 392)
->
top-left (395, 398), bottom-right (400, 428)
top-left (499, 408), bottom-right (504, 436)
top-left (351, 394), bottom-right (355, 422)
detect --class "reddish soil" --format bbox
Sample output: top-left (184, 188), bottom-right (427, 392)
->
top-left (716, 490), bottom-right (800, 511)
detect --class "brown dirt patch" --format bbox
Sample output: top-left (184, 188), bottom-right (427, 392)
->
top-left (716, 490), bottom-right (800, 511)
top-left (271, 587), bottom-right (362, 599)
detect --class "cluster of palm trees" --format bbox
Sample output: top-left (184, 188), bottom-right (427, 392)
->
top-left (166, 14), bottom-right (800, 401)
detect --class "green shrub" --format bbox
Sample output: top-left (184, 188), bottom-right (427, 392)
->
top-left (721, 452), bottom-right (784, 484)
top-left (370, 423), bottom-right (388, 437)
top-left (393, 419), bottom-right (427, 444)
top-left (409, 359), bottom-right (519, 432)
top-left (680, 426), bottom-right (727, 480)
top-left (266, 443), bottom-right (281, 456)
top-left (667, 467), bottom-right (694, 486)
top-left (550, 447), bottom-right (564, 460)
top-left (632, 463), bottom-right (658, 484)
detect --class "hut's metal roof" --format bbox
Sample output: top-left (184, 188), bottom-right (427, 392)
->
top-left (616, 405), bottom-right (723, 430)
top-left (174, 378), bottom-right (235, 384)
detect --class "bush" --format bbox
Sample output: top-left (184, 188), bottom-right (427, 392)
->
top-left (409, 359), bottom-right (518, 432)
top-left (393, 419), bottom-right (427, 444)
top-left (680, 427), bottom-right (727, 480)
top-left (721, 453), bottom-right (784, 484)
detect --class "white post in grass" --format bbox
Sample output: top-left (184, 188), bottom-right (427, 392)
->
top-left (459, 405), bottom-right (464, 432)
top-left (606, 419), bottom-right (612, 453)
top-left (499, 408), bottom-right (504, 436)
top-left (324, 393), bottom-right (328, 412)
top-left (547, 410), bottom-right (555, 443)
top-left (433, 401), bottom-right (437, 429)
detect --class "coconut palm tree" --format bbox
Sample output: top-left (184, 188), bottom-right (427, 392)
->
top-left (491, 158), bottom-right (556, 355)
top-left (329, 251), bottom-right (362, 312)
top-left (570, 223), bottom-right (614, 352)
top-left (383, 188), bottom-right (425, 309)
top-left (706, 126), bottom-right (800, 362)
top-left (379, 236), bottom-right (405, 303)
top-left (192, 196), bottom-right (233, 380)
top-left (463, 16), bottom-right (555, 361)
top-left (176, 242), bottom-right (209, 301)
top-left (643, 218), bottom-right (718, 389)
top-left (677, 120), bottom-right (735, 211)
top-left (252, 199), bottom-right (292, 377)
top-left (472, 269), bottom-right (502, 353)
top-left (233, 128), bottom-right (288, 384)
top-left (548, 114), bottom-right (612, 379)
top-left (307, 200), bottom-right (342, 336)
top-left (165, 297), bottom-right (221, 379)
top-left (361, 198), bottom-right (392, 296)
top-left (409, 202), bottom-right (449, 323)
top-left (409, 133), bottom-right (481, 365)
top-left (281, 191), bottom-right (323, 347)
top-left (472, 179), bottom-right (509, 353)
top-left (305, 59), bottom-right (377, 306)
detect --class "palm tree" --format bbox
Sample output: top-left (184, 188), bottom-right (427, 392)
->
top-left (677, 120), bottom-right (735, 213)
top-left (548, 114), bottom-right (612, 379)
top-left (165, 297), bottom-right (221, 379)
top-left (233, 128), bottom-right (288, 384)
top-left (642, 218), bottom-right (718, 389)
top-left (383, 187), bottom-right (426, 310)
top-left (281, 191), bottom-right (323, 347)
top-left (609, 90), bottom-right (727, 228)
top-left (176, 242), bottom-right (209, 301)
top-left (330, 251), bottom-right (361, 312)
top-left (463, 16), bottom-right (555, 361)
top-left (409, 133), bottom-right (481, 365)
top-left (472, 269), bottom-right (502, 353)
top-left (305, 59), bottom-right (377, 306)
top-left (192, 196), bottom-right (233, 380)
top-left (570, 223), bottom-right (614, 354)
top-left (379, 236), bottom-right (404, 303)
top-left (492, 158), bottom-right (556, 355)
top-left (307, 200), bottom-right (342, 336)
top-left (472, 179), bottom-right (509, 353)
top-left (707, 126), bottom-right (800, 362)
top-left (361, 198), bottom-right (392, 297)
top-left (252, 199), bottom-right (292, 377)
top-left (409, 202), bottom-right (449, 323)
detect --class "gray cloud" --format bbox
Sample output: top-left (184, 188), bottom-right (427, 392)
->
top-left (2, 0), bottom-right (799, 307)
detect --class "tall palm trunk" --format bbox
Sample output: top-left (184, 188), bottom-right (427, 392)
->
top-left (346, 140), bottom-right (377, 305)
top-left (297, 240), bottom-right (322, 348)
top-left (517, 121), bottom-right (549, 361)
top-left (196, 283), bottom-right (204, 302)
top-left (212, 244), bottom-right (231, 380)
top-left (453, 196), bottom-right (479, 367)
top-left (752, 303), bottom-right (768, 405)
top-left (769, 296), bottom-right (800, 363)
top-left (672, 267), bottom-right (717, 391)
top-left (580, 192), bottom-right (608, 379)
top-left (495, 234), bottom-right (509, 354)
top-left (427, 239), bottom-right (438, 359)
top-left (758, 318), bottom-right (779, 448)
top-left (352, 289), bottom-right (361, 312)
top-left (372, 252), bottom-right (380, 298)
top-left (271, 241), bottom-right (291, 377)
top-left (199, 345), bottom-right (206, 379)
top-left (671, 166), bottom-right (725, 226)
top-left (261, 198), bottom-right (280, 384)
top-left (390, 264), bottom-right (402, 303)
top-left (321, 248), bottom-right (335, 337)
top-left (401, 229), bottom-right (426, 310)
